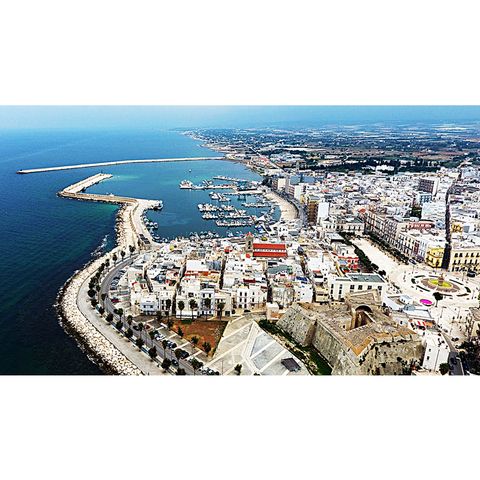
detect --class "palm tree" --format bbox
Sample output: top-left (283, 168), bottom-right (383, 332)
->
top-left (106, 313), bottom-right (114, 323)
top-left (125, 328), bottom-right (133, 339)
top-left (91, 298), bottom-right (98, 309)
top-left (177, 326), bottom-right (184, 338)
top-left (191, 336), bottom-right (199, 349)
top-left (137, 322), bottom-right (145, 343)
top-left (204, 297), bottom-right (212, 319)
top-left (234, 364), bottom-right (242, 375)
top-left (165, 299), bottom-right (172, 318)
top-left (120, 250), bottom-right (126, 261)
top-left (127, 315), bottom-right (133, 327)
top-left (115, 319), bottom-right (123, 330)
top-left (148, 330), bottom-right (156, 346)
top-left (189, 299), bottom-right (197, 321)
top-left (148, 346), bottom-right (157, 361)
top-left (135, 337), bottom-right (144, 350)
top-left (176, 368), bottom-right (186, 376)
top-left (217, 301), bottom-right (226, 320)
top-left (178, 300), bottom-right (185, 320)
top-left (202, 341), bottom-right (212, 356)
top-left (112, 253), bottom-right (118, 264)
top-left (129, 245), bottom-right (135, 256)
top-left (174, 348), bottom-right (183, 363)
top-left (191, 358), bottom-right (202, 376)
top-left (167, 318), bottom-right (174, 329)
top-left (98, 306), bottom-right (105, 315)
top-left (162, 339), bottom-right (169, 357)
top-left (101, 293), bottom-right (107, 303)
top-left (161, 358), bottom-right (171, 372)
top-left (105, 259), bottom-right (110, 268)
top-left (117, 308), bottom-right (124, 322)
top-left (433, 291), bottom-right (443, 307)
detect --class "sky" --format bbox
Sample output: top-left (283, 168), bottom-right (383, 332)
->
top-left (0, 106), bottom-right (479, 130)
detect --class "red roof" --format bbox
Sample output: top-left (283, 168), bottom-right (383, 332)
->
top-left (253, 243), bottom-right (286, 250)
top-left (253, 251), bottom-right (287, 258)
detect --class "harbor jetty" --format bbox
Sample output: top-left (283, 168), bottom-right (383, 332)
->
top-left (16, 156), bottom-right (224, 174)
top-left (58, 173), bottom-right (161, 248)
top-left (57, 173), bottom-right (163, 375)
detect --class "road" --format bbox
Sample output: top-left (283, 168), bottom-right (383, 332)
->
top-left (98, 255), bottom-right (203, 375)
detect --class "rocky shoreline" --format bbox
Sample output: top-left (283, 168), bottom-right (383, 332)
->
top-left (56, 198), bottom-right (142, 375)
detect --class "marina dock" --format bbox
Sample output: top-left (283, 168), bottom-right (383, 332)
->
top-left (16, 156), bottom-right (225, 174)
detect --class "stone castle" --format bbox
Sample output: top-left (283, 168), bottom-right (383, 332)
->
top-left (277, 291), bottom-right (424, 375)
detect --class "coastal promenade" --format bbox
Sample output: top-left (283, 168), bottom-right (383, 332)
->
top-left (17, 156), bottom-right (224, 174)
top-left (58, 173), bottom-right (163, 374)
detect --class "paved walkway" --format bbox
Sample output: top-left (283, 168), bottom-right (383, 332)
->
top-left (353, 237), bottom-right (479, 341)
top-left (77, 264), bottom-right (164, 375)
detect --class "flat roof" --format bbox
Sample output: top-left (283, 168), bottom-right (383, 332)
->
top-left (347, 273), bottom-right (385, 283)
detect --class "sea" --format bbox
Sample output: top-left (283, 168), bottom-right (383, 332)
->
top-left (0, 128), bottom-right (266, 374)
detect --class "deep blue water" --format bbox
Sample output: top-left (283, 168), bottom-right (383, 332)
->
top-left (0, 128), bottom-right (259, 374)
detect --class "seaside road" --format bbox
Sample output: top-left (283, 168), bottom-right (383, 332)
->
top-left (98, 256), bottom-right (199, 375)
top-left (77, 259), bottom-right (164, 375)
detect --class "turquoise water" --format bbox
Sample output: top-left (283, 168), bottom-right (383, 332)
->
top-left (0, 129), bottom-right (259, 374)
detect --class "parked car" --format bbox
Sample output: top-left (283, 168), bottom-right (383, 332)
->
top-left (172, 359), bottom-right (179, 367)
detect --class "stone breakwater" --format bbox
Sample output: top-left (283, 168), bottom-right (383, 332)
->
top-left (56, 252), bottom-right (141, 375)
top-left (55, 174), bottom-right (159, 375)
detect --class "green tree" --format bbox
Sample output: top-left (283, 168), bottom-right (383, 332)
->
top-left (162, 339), bottom-right (169, 356)
top-left (101, 293), bottom-right (107, 303)
top-left (135, 338), bottom-right (144, 350)
top-left (87, 289), bottom-right (96, 298)
top-left (204, 297), bottom-right (212, 318)
top-left (115, 319), bottom-right (123, 330)
top-left (129, 245), bottom-right (135, 255)
top-left (439, 363), bottom-right (450, 375)
top-left (91, 298), bottom-right (98, 308)
top-left (148, 347), bottom-right (157, 361)
top-left (190, 358), bottom-right (202, 375)
top-left (112, 253), bottom-right (118, 264)
top-left (189, 299), bottom-right (197, 321)
top-left (167, 318), bottom-right (174, 329)
top-left (175, 349), bottom-right (183, 362)
top-left (176, 368), bottom-right (186, 376)
top-left (191, 336), bottom-right (199, 348)
top-left (125, 328), bottom-right (133, 339)
top-left (98, 306), bottom-right (105, 315)
top-left (177, 326), bottom-right (184, 338)
top-left (433, 291), bottom-right (443, 307)
top-left (234, 364), bottom-right (242, 375)
top-left (202, 341), bottom-right (212, 356)
top-left (161, 358), bottom-right (172, 372)
top-left (106, 313), bottom-right (114, 323)
top-left (178, 301), bottom-right (185, 320)
top-left (120, 250), bottom-right (126, 261)
top-left (217, 301), bottom-right (226, 320)
top-left (165, 299), bottom-right (172, 317)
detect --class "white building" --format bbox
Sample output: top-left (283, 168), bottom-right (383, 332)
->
top-left (328, 273), bottom-right (386, 301)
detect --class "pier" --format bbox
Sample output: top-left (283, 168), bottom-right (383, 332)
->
top-left (16, 156), bottom-right (225, 174)
top-left (59, 173), bottom-right (161, 248)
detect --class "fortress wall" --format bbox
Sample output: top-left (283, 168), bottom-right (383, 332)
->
top-left (277, 304), bottom-right (316, 346)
